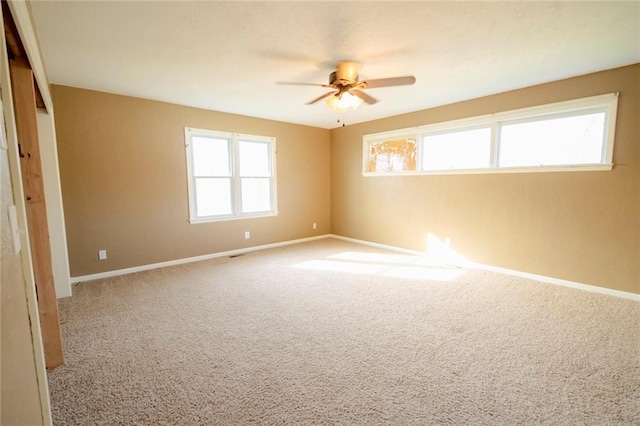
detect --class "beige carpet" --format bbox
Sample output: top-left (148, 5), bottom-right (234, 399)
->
top-left (48, 238), bottom-right (639, 425)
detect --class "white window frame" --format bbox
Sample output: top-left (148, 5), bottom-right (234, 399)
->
top-left (185, 127), bottom-right (278, 223)
top-left (362, 93), bottom-right (618, 176)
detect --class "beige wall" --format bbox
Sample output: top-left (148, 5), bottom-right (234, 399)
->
top-left (1, 133), bottom-right (45, 426)
top-left (331, 64), bottom-right (639, 294)
top-left (53, 65), bottom-right (639, 294)
top-left (52, 86), bottom-right (331, 277)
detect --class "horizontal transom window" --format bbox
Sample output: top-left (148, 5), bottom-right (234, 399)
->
top-left (363, 93), bottom-right (618, 176)
top-left (185, 128), bottom-right (277, 223)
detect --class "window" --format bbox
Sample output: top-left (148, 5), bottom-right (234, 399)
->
top-left (185, 128), bottom-right (277, 222)
top-left (363, 93), bottom-right (618, 176)
top-left (421, 127), bottom-right (491, 171)
top-left (498, 112), bottom-right (605, 167)
top-left (368, 137), bottom-right (417, 172)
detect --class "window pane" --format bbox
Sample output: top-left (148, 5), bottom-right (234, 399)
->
top-left (239, 141), bottom-right (270, 177)
top-left (241, 178), bottom-right (271, 213)
top-left (368, 137), bottom-right (417, 172)
top-left (192, 136), bottom-right (230, 176)
top-left (195, 178), bottom-right (232, 216)
top-left (421, 128), bottom-right (491, 170)
top-left (499, 112), bottom-right (605, 167)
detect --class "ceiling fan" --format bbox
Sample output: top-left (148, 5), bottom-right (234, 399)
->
top-left (278, 61), bottom-right (416, 113)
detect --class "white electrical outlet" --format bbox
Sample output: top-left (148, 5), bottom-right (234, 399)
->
top-left (313, 222), bottom-right (317, 229)
top-left (244, 231), bottom-right (250, 239)
top-left (98, 249), bottom-right (107, 260)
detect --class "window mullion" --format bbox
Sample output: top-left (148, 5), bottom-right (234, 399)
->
top-left (270, 140), bottom-right (277, 213)
top-left (231, 137), bottom-right (242, 216)
top-left (490, 122), bottom-right (500, 167)
top-left (416, 135), bottom-right (424, 171)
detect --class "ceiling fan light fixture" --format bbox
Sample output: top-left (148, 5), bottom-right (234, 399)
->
top-left (325, 91), bottom-right (363, 113)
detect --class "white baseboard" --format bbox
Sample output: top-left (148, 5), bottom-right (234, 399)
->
top-left (70, 234), bottom-right (332, 285)
top-left (330, 234), bottom-right (640, 302)
top-left (330, 234), bottom-right (430, 257)
top-left (469, 263), bottom-right (639, 301)
top-left (70, 233), bottom-right (639, 302)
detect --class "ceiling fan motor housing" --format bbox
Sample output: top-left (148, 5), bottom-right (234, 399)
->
top-left (329, 70), bottom-right (359, 87)
top-left (331, 62), bottom-right (361, 86)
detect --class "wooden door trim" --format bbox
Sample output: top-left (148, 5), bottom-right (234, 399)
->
top-left (9, 58), bottom-right (63, 369)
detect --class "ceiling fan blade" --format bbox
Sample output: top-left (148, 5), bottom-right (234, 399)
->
top-left (362, 76), bottom-right (416, 89)
top-left (277, 82), bottom-right (332, 87)
top-left (351, 89), bottom-right (378, 105)
top-left (306, 91), bottom-right (338, 105)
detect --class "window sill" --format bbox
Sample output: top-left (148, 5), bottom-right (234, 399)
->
top-left (362, 163), bottom-right (614, 177)
top-left (189, 211), bottom-right (278, 224)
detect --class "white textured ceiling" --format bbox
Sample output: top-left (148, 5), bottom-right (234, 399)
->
top-left (30, 1), bottom-right (640, 129)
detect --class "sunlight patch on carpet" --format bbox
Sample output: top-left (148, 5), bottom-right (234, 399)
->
top-left (292, 250), bottom-right (466, 282)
